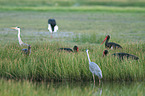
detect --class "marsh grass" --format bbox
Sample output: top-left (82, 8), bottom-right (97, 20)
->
top-left (0, 41), bottom-right (144, 82)
top-left (72, 33), bottom-right (128, 44)
top-left (72, 33), bottom-right (105, 44)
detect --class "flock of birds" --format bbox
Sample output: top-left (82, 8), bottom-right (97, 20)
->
top-left (11, 19), bottom-right (139, 85)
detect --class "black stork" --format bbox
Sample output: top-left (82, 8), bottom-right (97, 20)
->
top-left (102, 50), bottom-right (139, 60)
top-left (48, 19), bottom-right (58, 33)
top-left (101, 35), bottom-right (122, 49)
top-left (59, 46), bottom-right (78, 52)
top-left (21, 45), bottom-right (31, 56)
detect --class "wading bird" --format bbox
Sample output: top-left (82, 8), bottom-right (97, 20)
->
top-left (102, 50), bottom-right (139, 60)
top-left (101, 35), bottom-right (122, 49)
top-left (21, 45), bottom-right (31, 56)
top-left (48, 19), bottom-right (58, 33)
top-left (11, 27), bottom-right (28, 46)
top-left (59, 46), bottom-right (78, 52)
top-left (86, 49), bottom-right (102, 85)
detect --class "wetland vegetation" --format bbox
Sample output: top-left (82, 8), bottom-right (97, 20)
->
top-left (0, 0), bottom-right (145, 95)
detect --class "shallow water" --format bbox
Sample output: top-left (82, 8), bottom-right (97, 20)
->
top-left (35, 81), bottom-right (144, 96)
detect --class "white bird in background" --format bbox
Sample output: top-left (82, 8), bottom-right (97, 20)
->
top-left (48, 19), bottom-right (58, 34)
top-left (11, 27), bottom-right (28, 46)
top-left (86, 49), bottom-right (102, 85)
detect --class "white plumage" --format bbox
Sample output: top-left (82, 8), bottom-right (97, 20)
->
top-left (48, 24), bottom-right (58, 33)
top-left (86, 49), bottom-right (102, 84)
top-left (48, 19), bottom-right (58, 33)
top-left (11, 27), bottom-right (28, 46)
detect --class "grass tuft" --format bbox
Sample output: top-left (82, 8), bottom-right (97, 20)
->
top-left (0, 42), bottom-right (144, 81)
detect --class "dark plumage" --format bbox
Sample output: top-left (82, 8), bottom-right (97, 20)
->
top-left (112, 53), bottom-right (139, 60)
top-left (59, 46), bottom-right (78, 52)
top-left (48, 19), bottom-right (56, 32)
top-left (101, 35), bottom-right (122, 49)
top-left (21, 45), bottom-right (31, 56)
top-left (102, 50), bottom-right (109, 57)
top-left (103, 50), bottom-right (139, 60)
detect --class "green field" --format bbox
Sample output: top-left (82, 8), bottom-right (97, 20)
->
top-left (0, 0), bottom-right (145, 95)
top-left (0, 0), bottom-right (145, 82)
top-left (0, 9), bottom-right (145, 82)
top-left (1, 0), bottom-right (145, 7)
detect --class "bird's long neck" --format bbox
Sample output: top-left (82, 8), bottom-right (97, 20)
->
top-left (86, 51), bottom-right (91, 63)
top-left (105, 38), bottom-right (109, 45)
top-left (18, 29), bottom-right (20, 38)
top-left (17, 29), bottom-right (23, 45)
top-left (28, 47), bottom-right (31, 56)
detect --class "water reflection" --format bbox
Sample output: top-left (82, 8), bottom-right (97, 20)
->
top-left (1, 79), bottom-right (143, 96)
top-left (92, 84), bottom-right (102, 96)
top-left (41, 81), bottom-right (144, 96)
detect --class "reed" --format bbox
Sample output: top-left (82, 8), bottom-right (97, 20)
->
top-left (0, 41), bottom-right (144, 82)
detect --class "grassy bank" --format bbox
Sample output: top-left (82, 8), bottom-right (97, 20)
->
top-left (0, 0), bottom-right (145, 7)
top-left (0, 6), bottom-right (145, 13)
top-left (0, 41), bottom-right (144, 81)
top-left (1, 0), bottom-right (145, 12)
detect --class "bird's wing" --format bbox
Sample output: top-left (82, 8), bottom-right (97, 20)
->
top-left (89, 62), bottom-right (102, 73)
top-left (54, 25), bottom-right (58, 32)
top-left (108, 42), bottom-right (122, 49)
top-left (22, 49), bottom-right (27, 51)
top-left (21, 49), bottom-right (28, 54)
top-left (48, 24), bottom-right (52, 33)
top-left (59, 48), bottom-right (73, 52)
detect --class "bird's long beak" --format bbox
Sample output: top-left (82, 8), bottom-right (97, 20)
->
top-left (11, 27), bottom-right (16, 29)
top-left (101, 37), bottom-right (107, 45)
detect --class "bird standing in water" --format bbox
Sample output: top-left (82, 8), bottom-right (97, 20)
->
top-left (48, 19), bottom-right (58, 38)
top-left (59, 46), bottom-right (78, 52)
top-left (22, 45), bottom-right (31, 56)
top-left (11, 27), bottom-right (28, 46)
top-left (102, 50), bottom-right (139, 60)
top-left (86, 49), bottom-right (102, 85)
top-left (101, 35), bottom-right (122, 49)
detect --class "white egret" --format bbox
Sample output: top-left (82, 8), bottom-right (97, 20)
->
top-left (86, 49), bottom-right (102, 85)
top-left (48, 19), bottom-right (58, 33)
top-left (21, 45), bottom-right (31, 56)
top-left (11, 27), bottom-right (28, 46)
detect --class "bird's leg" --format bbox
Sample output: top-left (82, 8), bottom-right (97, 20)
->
top-left (99, 79), bottom-right (101, 86)
top-left (51, 33), bottom-right (53, 39)
top-left (93, 74), bottom-right (95, 85)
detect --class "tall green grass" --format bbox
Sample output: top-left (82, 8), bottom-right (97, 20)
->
top-left (72, 33), bottom-right (127, 44)
top-left (0, 42), bottom-right (144, 81)
top-left (72, 33), bottom-right (106, 44)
